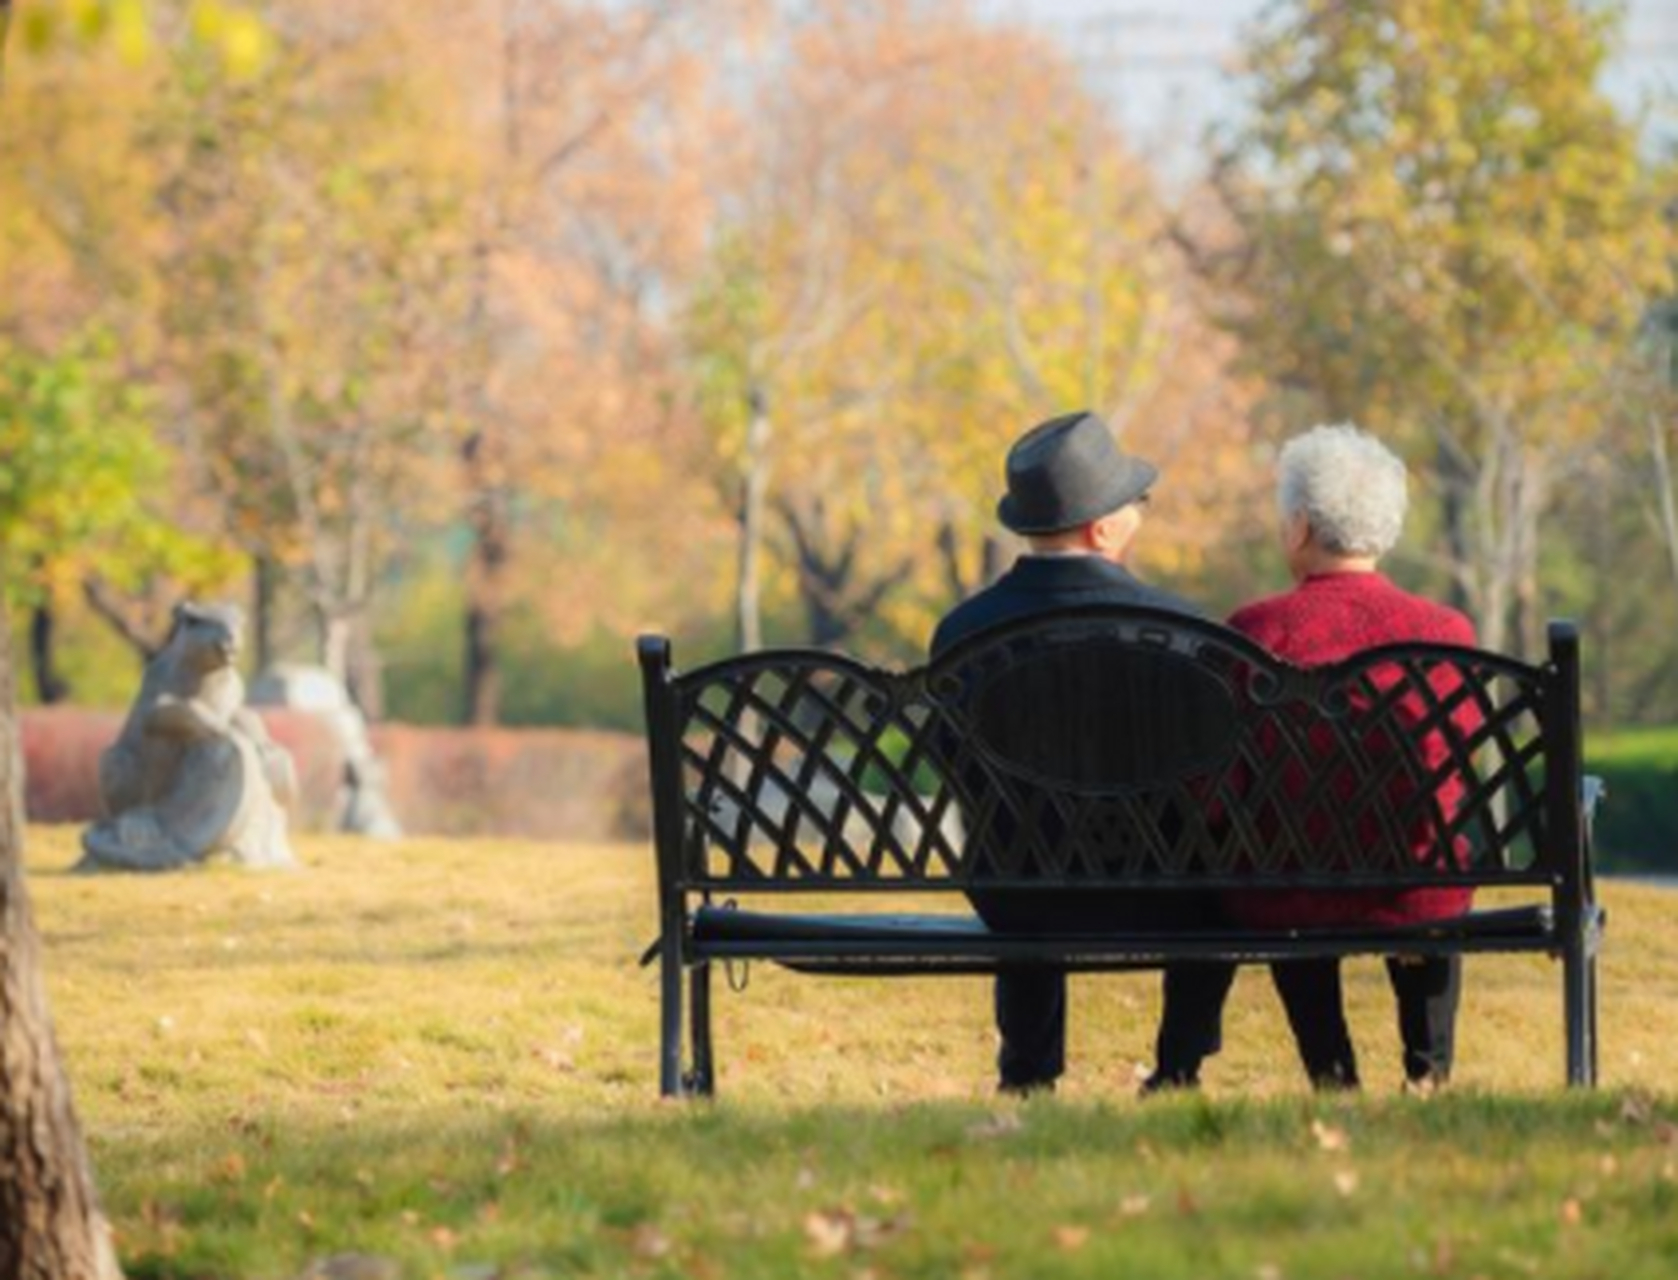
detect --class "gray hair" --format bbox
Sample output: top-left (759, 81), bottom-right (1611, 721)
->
top-left (1277, 424), bottom-right (1408, 558)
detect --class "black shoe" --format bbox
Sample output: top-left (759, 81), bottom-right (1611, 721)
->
top-left (1308, 1065), bottom-right (1361, 1092)
top-left (1138, 1069), bottom-right (1200, 1097)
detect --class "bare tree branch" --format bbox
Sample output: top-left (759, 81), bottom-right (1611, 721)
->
top-left (80, 580), bottom-right (166, 661)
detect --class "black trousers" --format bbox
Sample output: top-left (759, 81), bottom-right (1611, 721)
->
top-left (969, 889), bottom-right (1224, 1089)
top-left (1154, 954), bottom-right (1463, 1087)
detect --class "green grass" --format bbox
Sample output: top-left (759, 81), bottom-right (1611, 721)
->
top-left (22, 827), bottom-right (1678, 1278)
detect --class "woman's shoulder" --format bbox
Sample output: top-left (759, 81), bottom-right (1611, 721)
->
top-left (1372, 577), bottom-right (1478, 645)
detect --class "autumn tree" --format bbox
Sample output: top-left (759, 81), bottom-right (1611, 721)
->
top-left (0, 0), bottom-right (244, 685)
top-left (439, 0), bottom-right (732, 723)
top-left (1205, 0), bottom-right (1674, 655)
top-left (0, 335), bottom-right (237, 700)
top-left (686, 1), bottom-right (1260, 652)
top-left (148, 0), bottom-right (468, 708)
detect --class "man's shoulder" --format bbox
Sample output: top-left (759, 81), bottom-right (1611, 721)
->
top-left (1128, 577), bottom-right (1205, 619)
top-left (930, 591), bottom-right (995, 657)
top-left (931, 558), bottom-right (1205, 656)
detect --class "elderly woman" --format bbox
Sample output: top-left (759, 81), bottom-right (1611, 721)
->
top-left (1148, 424), bottom-right (1477, 1093)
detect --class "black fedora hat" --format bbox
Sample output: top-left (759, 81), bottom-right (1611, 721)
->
top-left (996, 411), bottom-right (1158, 535)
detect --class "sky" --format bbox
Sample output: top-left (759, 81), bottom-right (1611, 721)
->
top-left (978, 0), bottom-right (1678, 178)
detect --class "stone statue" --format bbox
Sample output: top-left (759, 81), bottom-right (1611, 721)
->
top-left (247, 663), bottom-right (403, 839)
top-left (78, 602), bottom-right (299, 872)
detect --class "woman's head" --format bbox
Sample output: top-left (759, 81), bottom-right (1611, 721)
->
top-left (1276, 424), bottom-right (1408, 575)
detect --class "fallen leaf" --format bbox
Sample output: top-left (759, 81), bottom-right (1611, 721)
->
top-left (1176, 1186), bottom-right (1199, 1217)
top-left (1560, 1198), bottom-right (1583, 1227)
top-left (1311, 1119), bottom-right (1349, 1153)
top-left (1118, 1194), bottom-right (1152, 1218)
top-left (1256, 1265), bottom-right (1283, 1280)
top-left (631, 1224), bottom-right (671, 1259)
top-left (533, 1046), bottom-right (574, 1072)
top-left (1053, 1225), bottom-right (1090, 1252)
top-left (1333, 1169), bottom-right (1359, 1197)
top-left (854, 1215), bottom-right (910, 1250)
top-left (804, 1209), bottom-right (854, 1258)
top-left (495, 1140), bottom-right (521, 1179)
top-left (967, 1112), bottom-right (1024, 1141)
top-left (1430, 1234), bottom-right (1456, 1274)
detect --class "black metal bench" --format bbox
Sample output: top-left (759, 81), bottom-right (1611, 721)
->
top-left (637, 606), bottom-right (1604, 1097)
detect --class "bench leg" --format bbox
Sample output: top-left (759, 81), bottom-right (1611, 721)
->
top-left (1563, 934), bottom-right (1596, 1088)
top-left (688, 960), bottom-right (715, 1098)
top-left (659, 936), bottom-right (686, 1099)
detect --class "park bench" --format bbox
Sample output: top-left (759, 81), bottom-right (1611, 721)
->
top-left (637, 605), bottom-right (1604, 1097)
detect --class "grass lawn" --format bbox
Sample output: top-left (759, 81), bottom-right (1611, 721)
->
top-left (22, 826), bottom-right (1678, 1279)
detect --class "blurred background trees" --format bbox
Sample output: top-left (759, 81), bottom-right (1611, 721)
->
top-left (1, 0), bottom-right (1674, 729)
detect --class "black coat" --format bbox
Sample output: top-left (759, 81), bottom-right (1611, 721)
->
top-left (931, 554), bottom-right (1201, 658)
top-left (928, 553), bottom-right (1211, 935)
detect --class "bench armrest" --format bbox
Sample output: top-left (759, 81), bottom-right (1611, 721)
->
top-left (1582, 775), bottom-right (1607, 825)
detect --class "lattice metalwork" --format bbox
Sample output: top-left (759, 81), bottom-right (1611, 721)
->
top-left (660, 609), bottom-right (1558, 893)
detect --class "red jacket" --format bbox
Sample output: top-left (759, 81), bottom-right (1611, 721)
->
top-left (1224, 571), bottom-right (1479, 929)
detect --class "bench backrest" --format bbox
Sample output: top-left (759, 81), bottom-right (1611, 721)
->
top-left (639, 607), bottom-right (1585, 900)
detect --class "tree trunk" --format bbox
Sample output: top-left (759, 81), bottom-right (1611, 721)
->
top-left (0, 17), bottom-right (123, 1263)
top-left (318, 612), bottom-right (351, 689)
top-left (0, 595), bottom-right (124, 1280)
top-left (734, 387), bottom-right (770, 652)
top-left (1648, 410), bottom-right (1678, 616)
top-left (345, 613), bottom-right (385, 722)
top-left (461, 430), bottom-right (509, 726)
top-left (1434, 438), bottom-right (1476, 618)
top-left (1511, 449), bottom-right (1549, 664)
top-left (27, 601), bottom-right (69, 706)
top-left (936, 523), bottom-right (1011, 605)
top-left (778, 493), bottom-right (906, 651)
top-left (251, 555), bottom-right (278, 674)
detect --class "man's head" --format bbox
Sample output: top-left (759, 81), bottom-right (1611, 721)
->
top-left (997, 411), bottom-right (1156, 563)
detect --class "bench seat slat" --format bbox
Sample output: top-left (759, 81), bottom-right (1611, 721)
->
top-left (690, 903), bottom-right (1594, 974)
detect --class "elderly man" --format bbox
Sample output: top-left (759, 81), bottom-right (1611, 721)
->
top-left (1150, 424), bottom-right (1479, 1092)
top-left (932, 411), bottom-right (1225, 1096)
